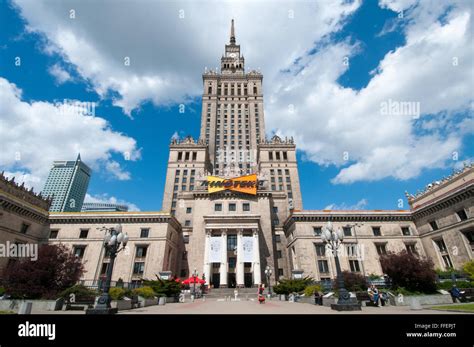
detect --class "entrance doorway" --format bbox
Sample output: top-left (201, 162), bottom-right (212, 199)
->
top-left (244, 273), bottom-right (253, 288)
top-left (212, 273), bottom-right (220, 288)
top-left (228, 273), bottom-right (236, 288)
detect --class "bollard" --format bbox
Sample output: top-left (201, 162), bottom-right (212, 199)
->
top-left (19, 302), bottom-right (33, 314)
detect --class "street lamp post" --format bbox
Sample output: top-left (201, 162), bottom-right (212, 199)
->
top-left (86, 224), bottom-right (129, 315)
top-left (192, 268), bottom-right (198, 299)
top-left (264, 266), bottom-right (273, 297)
top-left (321, 221), bottom-right (361, 311)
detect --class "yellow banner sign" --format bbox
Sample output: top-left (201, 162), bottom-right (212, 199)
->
top-left (204, 174), bottom-right (258, 195)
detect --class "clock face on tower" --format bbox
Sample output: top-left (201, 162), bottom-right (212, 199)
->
top-left (228, 52), bottom-right (237, 58)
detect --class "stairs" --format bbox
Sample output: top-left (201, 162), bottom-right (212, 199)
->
top-left (204, 287), bottom-right (258, 299)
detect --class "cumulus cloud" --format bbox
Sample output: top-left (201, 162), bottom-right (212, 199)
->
top-left (0, 77), bottom-right (140, 192)
top-left (324, 198), bottom-right (368, 210)
top-left (267, 0), bottom-right (473, 184)
top-left (9, 0), bottom-right (473, 184)
top-left (11, 0), bottom-right (361, 115)
top-left (84, 193), bottom-right (140, 211)
top-left (48, 63), bottom-right (72, 84)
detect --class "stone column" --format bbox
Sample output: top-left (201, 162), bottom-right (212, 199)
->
top-left (219, 229), bottom-right (228, 288)
top-left (203, 230), bottom-right (211, 285)
top-left (253, 229), bottom-right (261, 286)
top-left (236, 229), bottom-right (244, 287)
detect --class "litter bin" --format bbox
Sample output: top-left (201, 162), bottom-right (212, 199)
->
top-left (158, 296), bottom-right (166, 305)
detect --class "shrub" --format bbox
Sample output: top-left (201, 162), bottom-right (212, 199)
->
top-left (463, 260), bottom-right (474, 280)
top-left (2, 244), bottom-right (84, 299)
top-left (0, 286), bottom-right (5, 296)
top-left (59, 285), bottom-right (98, 300)
top-left (109, 287), bottom-right (127, 300)
top-left (380, 250), bottom-right (437, 293)
top-left (436, 281), bottom-right (474, 290)
top-left (334, 271), bottom-right (368, 292)
top-left (435, 268), bottom-right (466, 279)
top-left (393, 287), bottom-right (424, 296)
top-left (304, 284), bottom-right (322, 297)
top-left (132, 286), bottom-right (155, 299)
top-left (143, 278), bottom-right (182, 297)
top-left (273, 277), bottom-right (313, 295)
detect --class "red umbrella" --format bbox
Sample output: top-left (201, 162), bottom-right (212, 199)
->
top-left (182, 276), bottom-right (206, 284)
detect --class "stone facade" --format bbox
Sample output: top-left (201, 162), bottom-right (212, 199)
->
top-left (0, 172), bottom-right (51, 271)
top-left (48, 212), bottom-right (182, 284)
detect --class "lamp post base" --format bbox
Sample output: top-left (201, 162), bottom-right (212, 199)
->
top-left (331, 302), bottom-right (362, 311)
top-left (86, 307), bottom-right (118, 315)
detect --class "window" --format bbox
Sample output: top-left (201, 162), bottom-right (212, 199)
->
top-left (278, 268), bottom-right (284, 277)
top-left (313, 227), bottom-right (322, 236)
top-left (429, 220), bottom-right (439, 231)
top-left (133, 262), bottom-right (145, 275)
top-left (100, 262), bottom-right (110, 275)
top-left (243, 203), bottom-right (250, 211)
top-left (229, 203), bottom-right (236, 212)
top-left (401, 227), bottom-right (411, 236)
top-left (192, 152), bottom-right (197, 161)
top-left (228, 257), bottom-right (236, 268)
top-left (277, 250), bottom-right (282, 259)
top-left (215, 203), bottom-right (223, 212)
top-left (73, 246), bottom-right (86, 258)
top-left (49, 230), bottom-right (59, 239)
top-left (186, 207), bottom-right (192, 214)
top-left (272, 206), bottom-right (278, 213)
top-left (349, 260), bottom-right (360, 272)
top-left (343, 226), bottom-right (352, 237)
top-left (269, 152), bottom-right (273, 160)
top-left (183, 235), bottom-right (190, 244)
top-left (185, 152), bottom-right (190, 161)
top-left (227, 235), bottom-right (237, 251)
top-left (375, 243), bottom-right (387, 255)
top-left (315, 244), bottom-right (326, 257)
top-left (442, 255), bottom-right (453, 269)
top-left (318, 260), bottom-right (329, 273)
top-left (347, 243), bottom-right (358, 257)
top-left (276, 152), bottom-right (281, 160)
top-left (140, 228), bottom-right (150, 238)
top-left (79, 229), bottom-right (89, 239)
top-left (184, 220), bottom-right (191, 227)
top-left (372, 227), bottom-right (381, 236)
top-left (405, 243), bottom-right (417, 255)
top-left (177, 152), bottom-right (182, 161)
top-left (456, 209), bottom-right (468, 221)
top-left (135, 246), bottom-right (148, 258)
top-left (20, 223), bottom-right (30, 234)
top-left (274, 235), bottom-right (281, 243)
top-left (434, 239), bottom-right (447, 253)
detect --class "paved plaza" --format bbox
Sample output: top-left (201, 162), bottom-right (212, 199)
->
top-left (27, 299), bottom-right (471, 315)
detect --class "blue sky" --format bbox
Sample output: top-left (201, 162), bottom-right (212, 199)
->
top-left (0, 0), bottom-right (472, 211)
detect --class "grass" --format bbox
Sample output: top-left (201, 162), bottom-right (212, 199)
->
top-left (0, 310), bottom-right (16, 314)
top-left (429, 303), bottom-right (474, 312)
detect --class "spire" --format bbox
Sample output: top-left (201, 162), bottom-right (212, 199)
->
top-left (230, 19), bottom-right (236, 44)
top-left (77, 153), bottom-right (81, 161)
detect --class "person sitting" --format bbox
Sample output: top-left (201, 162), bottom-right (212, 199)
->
top-left (367, 284), bottom-right (380, 306)
top-left (314, 290), bottom-right (323, 305)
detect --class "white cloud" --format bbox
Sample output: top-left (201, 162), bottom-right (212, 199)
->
top-left (12, 0), bottom-right (361, 115)
top-left (0, 77), bottom-right (141, 192)
top-left (324, 198), bottom-right (368, 210)
top-left (84, 193), bottom-right (140, 212)
top-left (9, 0), bottom-right (473, 184)
top-left (267, 0), bottom-right (473, 184)
top-left (48, 63), bottom-right (72, 84)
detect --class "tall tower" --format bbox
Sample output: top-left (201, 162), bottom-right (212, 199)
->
top-left (42, 154), bottom-right (91, 212)
top-left (200, 19), bottom-right (265, 176)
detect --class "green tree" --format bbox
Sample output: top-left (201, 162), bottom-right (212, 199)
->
top-left (462, 260), bottom-right (474, 280)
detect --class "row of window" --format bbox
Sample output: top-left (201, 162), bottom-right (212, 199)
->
top-left (312, 225), bottom-right (412, 237)
top-left (268, 151), bottom-right (288, 161)
top-left (214, 202), bottom-right (251, 212)
top-left (50, 228), bottom-right (151, 239)
top-left (176, 151), bottom-right (198, 162)
top-left (429, 209), bottom-right (468, 231)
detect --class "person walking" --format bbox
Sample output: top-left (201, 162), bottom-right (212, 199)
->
top-left (258, 284), bottom-right (265, 304)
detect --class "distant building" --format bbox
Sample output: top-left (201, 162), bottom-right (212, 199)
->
top-left (0, 172), bottom-right (51, 272)
top-left (81, 202), bottom-right (129, 212)
top-left (42, 154), bottom-right (91, 212)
